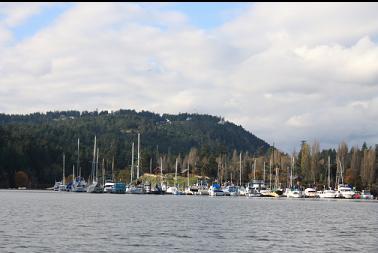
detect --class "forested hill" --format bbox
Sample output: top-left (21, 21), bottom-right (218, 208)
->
top-left (0, 109), bottom-right (270, 188)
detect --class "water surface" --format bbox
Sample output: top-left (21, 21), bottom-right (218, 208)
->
top-left (0, 190), bottom-right (377, 252)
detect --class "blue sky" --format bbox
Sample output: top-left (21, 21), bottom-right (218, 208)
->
top-left (10, 3), bottom-right (250, 43)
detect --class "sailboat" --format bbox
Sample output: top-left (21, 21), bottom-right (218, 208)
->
top-left (87, 136), bottom-right (103, 193)
top-left (286, 156), bottom-right (303, 198)
top-left (53, 153), bottom-right (67, 191)
top-left (71, 138), bottom-right (87, 192)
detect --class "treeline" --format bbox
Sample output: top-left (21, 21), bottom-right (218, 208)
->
top-left (0, 110), bottom-right (269, 188)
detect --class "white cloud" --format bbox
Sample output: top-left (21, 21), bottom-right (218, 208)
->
top-left (0, 3), bottom-right (378, 152)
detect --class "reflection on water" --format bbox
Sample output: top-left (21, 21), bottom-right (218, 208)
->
top-left (0, 190), bottom-right (377, 253)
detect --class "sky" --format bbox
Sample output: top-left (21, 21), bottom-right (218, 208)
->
top-left (0, 3), bottom-right (378, 152)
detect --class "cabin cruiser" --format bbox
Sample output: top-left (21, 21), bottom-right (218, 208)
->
top-left (209, 183), bottom-right (224, 196)
top-left (287, 188), bottom-right (303, 198)
top-left (103, 182), bottom-right (115, 193)
top-left (317, 189), bottom-right (337, 198)
top-left (111, 182), bottom-right (126, 194)
top-left (223, 185), bottom-right (240, 196)
top-left (304, 188), bottom-right (317, 198)
top-left (246, 180), bottom-right (265, 197)
top-left (336, 184), bottom-right (355, 199)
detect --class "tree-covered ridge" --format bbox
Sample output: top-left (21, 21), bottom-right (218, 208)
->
top-left (0, 109), bottom-right (270, 188)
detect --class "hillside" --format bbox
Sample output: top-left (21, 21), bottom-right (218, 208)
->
top-left (0, 109), bottom-right (270, 188)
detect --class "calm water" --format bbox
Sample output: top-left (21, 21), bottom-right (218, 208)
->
top-left (0, 190), bottom-right (377, 253)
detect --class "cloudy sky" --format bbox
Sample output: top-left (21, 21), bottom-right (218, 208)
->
top-left (0, 3), bottom-right (378, 152)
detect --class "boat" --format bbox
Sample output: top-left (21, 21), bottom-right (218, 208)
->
top-left (287, 188), bottom-right (303, 198)
top-left (318, 189), bottom-right (337, 198)
top-left (360, 190), bottom-right (374, 200)
top-left (103, 181), bottom-right (115, 193)
top-left (304, 187), bottom-right (317, 198)
top-left (111, 182), bottom-right (126, 194)
top-left (318, 156), bottom-right (337, 198)
top-left (209, 183), bottom-right (224, 196)
top-left (71, 138), bottom-right (87, 192)
top-left (197, 180), bottom-right (209, 195)
top-left (223, 185), bottom-right (240, 196)
top-left (87, 136), bottom-right (103, 193)
top-left (130, 184), bottom-right (145, 194)
top-left (336, 184), bottom-right (355, 199)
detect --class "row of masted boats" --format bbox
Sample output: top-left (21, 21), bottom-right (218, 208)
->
top-left (52, 178), bottom-right (375, 199)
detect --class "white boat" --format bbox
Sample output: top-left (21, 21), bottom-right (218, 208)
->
top-left (166, 186), bottom-right (184, 195)
top-left (223, 185), bottom-right (240, 196)
top-left (304, 188), bottom-right (317, 198)
top-left (360, 190), bottom-right (374, 200)
top-left (287, 188), bottom-right (303, 198)
top-left (246, 180), bottom-right (264, 197)
top-left (209, 183), bottom-right (224, 196)
top-left (318, 189), bottom-right (337, 198)
top-left (317, 156), bottom-right (337, 198)
top-left (239, 186), bottom-right (247, 196)
top-left (103, 182), bottom-right (115, 193)
top-left (336, 184), bottom-right (355, 199)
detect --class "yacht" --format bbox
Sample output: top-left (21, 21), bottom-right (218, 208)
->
top-left (318, 189), bottom-right (337, 198)
top-left (103, 181), bottom-right (115, 193)
top-left (223, 185), bottom-right (240, 196)
top-left (287, 188), bottom-right (303, 198)
top-left (209, 183), bottom-right (224, 196)
top-left (111, 182), bottom-right (126, 194)
top-left (336, 184), bottom-right (355, 199)
top-left (304, 188), bottom-right (317, 198)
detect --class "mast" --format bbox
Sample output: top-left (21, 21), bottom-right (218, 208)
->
top-left (131, 142), bottom-right (134, 182)
top-left (112, 156), bottom-right (114, 182)
top-left (269, 159), bottom-right (272, 189)
top-left (160, 157), bottom-right (163, 186)
top-left (263, 161), bottom-right (266, 183)
top-left (175, 158), bottom-right (178, 186)
top-left (92, 136), bottom-right (97, 183)
top-left (328, 156), bottom-right (330, 189)
top-left (62, 153), bottom-right (65, 185)
top-left (150, 157), bottom-right (152, 174)
top-left (239, 152), bottom-right (242, 186)
top-left (253, 158), bottom-right (256, 181)
top-left (137, 133), bottom-right (140, 179)
top-left (187, 162), bottom-right (190, 187)
top-left (72, 165), bottom-right (75, 183)
top-left (77, 138), bottom-right (80, 178)
top-left (96, 148), bottom-right (99, 182)
top-left (102, 158), bottom-right (105, 186)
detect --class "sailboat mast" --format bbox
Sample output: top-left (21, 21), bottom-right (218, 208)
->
top-left (77, 138), bottom-right (80, 178)
top-left (91, 136), bottom-right (97, 183)
top-left (112, 156), bottom-right (114, 182)
top-left (263, 161), bottom-right (266, 183)
top-left (269, 159), bottom-right (272, 189)
top-left (96, 148), bottom-right (99, 182)
top-left (187, 162), bottom-right (190, 187)
top-left (328, 156), bottom-right (330, 189)
top-left (102, 158), bottom-right (105, 186)
top-left (160, 157), bottom-right (163, 185)
top-left (253, 158), bottom-right (256, 181)
top-left (62, 153), bottom-right (65, 185)
top-left (239, 152), bottom-right (242, 186)
top-left (131, 142), bottom-right (134, 182)
top-left (137, 133), bottom-right (140, 179)
top-left (175, 158), bottom-right (178, 186)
